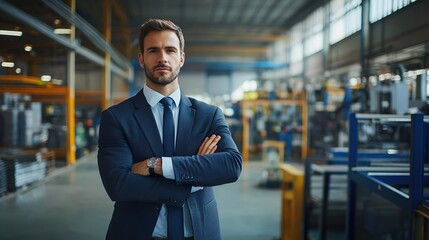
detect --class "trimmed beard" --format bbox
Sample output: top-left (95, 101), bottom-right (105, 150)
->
top-left (144, 63), bottom-right (180, 86)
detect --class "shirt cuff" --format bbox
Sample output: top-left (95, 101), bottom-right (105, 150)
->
top-left (162, 157), bottom-right (175, 180)
top-left (191, 186), bottom-right (203, 193)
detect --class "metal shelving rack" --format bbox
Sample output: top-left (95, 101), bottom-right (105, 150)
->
top-left (346, 113), bottom-right (429, 240)
top-left (0, 75), bottom-right (76, 165)
top-left (241, 96), bottom-right (308, 163)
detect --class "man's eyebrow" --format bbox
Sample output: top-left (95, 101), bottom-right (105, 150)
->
top-left (146, 46), bottom-right (159, 51)
top-left (166, 46), bottom-right (178, 50)
top-left (145, 46), bottom-right (178, 51)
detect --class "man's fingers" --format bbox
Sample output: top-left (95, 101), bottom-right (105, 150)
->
top-left (197, 137), bottom-right (209, 155)
top-left (201, 135), bottom-right (217, 154)
top-left (209, 145), bottom-right (218, 154)
top-left (198, 135), bottom-right (214, 154)
top-left (198, 135), bottom-right (221, 155)
top-left (206, 136), bottom-right (220, 154)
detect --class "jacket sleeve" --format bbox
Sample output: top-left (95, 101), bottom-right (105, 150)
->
top-left (172, 107), bottom-right (242, 186)
top-left (97, 108), bottom-right (191, 207)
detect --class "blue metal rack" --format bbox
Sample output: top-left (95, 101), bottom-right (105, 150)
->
top-left (304, 146), bottom-right (409, 240)
top-left (346, 113), bottom-right (429, 240)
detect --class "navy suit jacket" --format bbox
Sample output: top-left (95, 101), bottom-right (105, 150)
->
top-left (98, 89), bottom-right (242, 240)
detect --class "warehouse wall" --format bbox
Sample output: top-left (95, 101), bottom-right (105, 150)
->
top-left (329, 34), bottom-right (361, 71)
top-left (180, 70), bottom-right (258, 99)
top-left (328, 0), bottom-right (429, 73)
top-left (179, 71), bottom-right (206, 96)
top-left (305, 51), bottom-right (324, 80)
top-left (370, 0), bottom-right (429, 54)
top-left (76, 70), bottom-right (102, 90)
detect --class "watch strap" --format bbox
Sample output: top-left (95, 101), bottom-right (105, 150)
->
top-left (148, 167), bottom-right (157, 176)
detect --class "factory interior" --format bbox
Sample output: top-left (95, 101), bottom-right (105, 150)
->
top-left (0, 0), bottom-right (429, 239)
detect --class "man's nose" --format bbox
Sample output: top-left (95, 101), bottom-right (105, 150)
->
top-left (157, 51), bottom-right (168, 63)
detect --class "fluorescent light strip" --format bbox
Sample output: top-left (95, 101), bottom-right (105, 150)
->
top-left (1, 62), bottom-right (15, 68)
top-left (0, 30), bottom-right (22, 36)
top-left (41, 75), bottom-right (52, 81)
top-left (54, 28), bottom-right (71, 34)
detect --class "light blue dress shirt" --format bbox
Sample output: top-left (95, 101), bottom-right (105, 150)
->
top-left (143, 85), bottom-right (200, 238)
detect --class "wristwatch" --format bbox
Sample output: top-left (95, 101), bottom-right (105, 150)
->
top-left (147, 157), bottom-right (160, 176)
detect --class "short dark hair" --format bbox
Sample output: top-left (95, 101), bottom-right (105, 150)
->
top-left (139, 19), bottom-right (185, 54)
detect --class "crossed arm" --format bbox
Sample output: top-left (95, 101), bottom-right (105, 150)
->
top-left (131, 134), bottom-right (221, 176)
top-left (98, 106), bottom-right (241, 204)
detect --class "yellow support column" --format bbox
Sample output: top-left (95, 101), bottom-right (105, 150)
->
top-left (66, 87), bottom-right (76, 165)
top-left (242, 101), bottom-right (250, 163)
top-left (279, 163), bottom-right (304, 240)
top-left (102, 0), bottom-right (112, 110)
top-left (66, 0), bottom-right (76, 165)
top-left (301, 93), bottom-right (308, 160)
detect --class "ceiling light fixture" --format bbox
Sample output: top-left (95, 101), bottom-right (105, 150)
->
top-left (0, 30), bottom-right (22, 36)
top-left (1, 62), bottom-right (15, 68)
top-left (41, 75), bottom-right (52, 81)
top-left (54, 28), bottom-right (71, 35)
top-left (24, 45), bottom-right (32, 52)
top-left (52, 78), bottom-right (64, 85)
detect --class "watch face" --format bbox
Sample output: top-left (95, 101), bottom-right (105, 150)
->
top-left (147, 157), bottom-right (158, 168)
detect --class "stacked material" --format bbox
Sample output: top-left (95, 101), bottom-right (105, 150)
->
top-left (0, 107), bottom-right (19, 147)
top-left (0, 150), bottom-right (47, 192)
top-left (0, 160), bottom-right (6, 195)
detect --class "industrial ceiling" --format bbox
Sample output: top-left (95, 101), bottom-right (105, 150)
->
top-left (0, 0), bottom-right (320, 76)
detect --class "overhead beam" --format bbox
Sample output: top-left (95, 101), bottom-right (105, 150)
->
top-left (0, 0), bottom-right (129, 79)
top-left (184, 26), bottom-right (289, 35)
top-left (41, 0), bottom-right (131, 72)
top-left (112, 0), bottom-right (132, 58)
top-left (186, 34), bottom-right (288, 42)
top-left (186, 45), bottom-right (268, 55)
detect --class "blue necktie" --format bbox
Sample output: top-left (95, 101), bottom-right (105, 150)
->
top-left (160, 97), bottom-right (183, 240)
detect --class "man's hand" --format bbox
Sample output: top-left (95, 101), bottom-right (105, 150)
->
top-left (131, 158), bottom-right (162, 176)
top-left (131, 159), bottom-right (150, 176)
top-left (192, 135), bottom-right (220, 193)
top-left (198, 134), bottom-right (221, 155)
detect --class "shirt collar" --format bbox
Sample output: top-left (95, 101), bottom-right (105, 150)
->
top-left (143, 83), bottom-right (181, 108)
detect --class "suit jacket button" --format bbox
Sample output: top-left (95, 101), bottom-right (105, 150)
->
top-left (154, 207), bottom-right (159, 212)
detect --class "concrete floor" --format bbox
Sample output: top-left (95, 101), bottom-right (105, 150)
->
top-left (0, 152), bottom-right (281, 240)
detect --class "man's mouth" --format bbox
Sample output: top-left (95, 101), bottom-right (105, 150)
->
top-left (154, 65), bottom-right (170, 71)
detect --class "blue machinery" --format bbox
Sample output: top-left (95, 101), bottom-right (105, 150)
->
top-left (346, 113), bottom-right (429, 240)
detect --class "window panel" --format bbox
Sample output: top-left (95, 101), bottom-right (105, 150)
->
top-left (304, 7), bottom-right (324, 56)
top-left (290, 24), bottom-right (304, 63)
top-left (329, 0), bottom-right (362, 44)
top-left (370, 0), bottom-right (418, 23)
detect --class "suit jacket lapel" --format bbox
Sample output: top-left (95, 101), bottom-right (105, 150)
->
top-left (132, 90), bottom-right (163, 157)
top-left (175, 95), bottom-right (195, 155)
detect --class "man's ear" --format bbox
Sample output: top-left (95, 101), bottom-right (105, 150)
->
top-left (180, 52), bottom-right (185, 68)
top-left (138, 52), bottom-right (144, 68)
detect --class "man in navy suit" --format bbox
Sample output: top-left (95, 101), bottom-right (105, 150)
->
top-left (97, 19), bottom-right (242, 240)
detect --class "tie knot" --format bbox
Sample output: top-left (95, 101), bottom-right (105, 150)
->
top-left (160, 97), bottom-right (174, 107)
